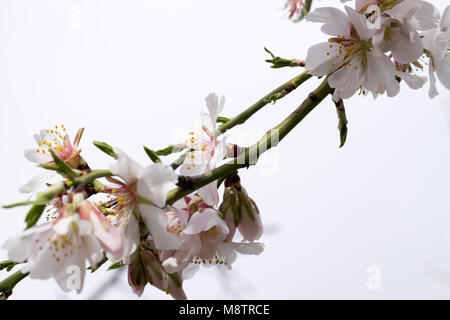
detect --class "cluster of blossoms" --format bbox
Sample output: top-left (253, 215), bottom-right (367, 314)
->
top-left (1, 0), bottom-right (448, 300)
top-left (302, 0), bottom-right (449, 101)
top-left (1, 94), bottom-right (264, 299)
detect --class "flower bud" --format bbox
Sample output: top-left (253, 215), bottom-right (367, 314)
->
top-left (237, 187), bottom-right (263, 242)
top-left (127, 253), bottom-right (146, 297)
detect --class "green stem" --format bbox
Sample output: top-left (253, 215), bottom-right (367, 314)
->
top-left (0, 271), bottom-right (29, 299)
top-left (217, 71), bottom-right (312, 135)
top-left (167, 77), bottom-right (332, 205)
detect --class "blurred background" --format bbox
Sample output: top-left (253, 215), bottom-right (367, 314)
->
top-left (0, 0), bottom-right (450, 299)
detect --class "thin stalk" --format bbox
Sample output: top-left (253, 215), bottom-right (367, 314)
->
top-left (167, 77), bottom-right (332, 205)
top-left (217, 71), bottom-right (312, 135)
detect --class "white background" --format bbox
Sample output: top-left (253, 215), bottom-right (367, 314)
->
top-left (1, 0), bottom-right (450, 299)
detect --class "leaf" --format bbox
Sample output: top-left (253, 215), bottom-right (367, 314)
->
top-left (143, 146), bottom-right (161, 163)
top-left (25, 204), bottom-right (46, 229)
top-left (107, 261), bottom-right (123, 271)
top-left (49, 149), bottom-right (77, 177)
top-left (93, 141), bottom-right (118, 159)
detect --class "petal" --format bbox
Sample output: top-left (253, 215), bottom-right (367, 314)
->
top-left (24, 149), bottom-right (52, 164)
top-left (441, 5), bottom-right (450, 30)
top-left (19, 170), bottom-right (56, 194)
top-left (389, 23), bottom-right (423, 64)
top-left (139, 204), bottom-right (180, 250)
top-left (88, 207), bottom-right (123, 256)
top-left (435, 55), bottom-right (450, 90)
top-left (305, 42), bottom-right (345, 76)
top-left (232, 242), bottom-right (265, 255)
top-left (137, 163), bottom-right (178, 208)
top-left (184, 208), bottom-right (228, 236)
top-left (345, 6), bottom-right (376, 40)
top-left (81, 235), bottom-right (104, 267)
top-left (110, 148), bottom-right (144, 185)
top-left (306, 7), bottom-right (351, 37)
top-left (396, 71), bottom-right (427, 89)
top-left (365, 52), bottom-right (400, 97)
top-left (197, 183), bottom-right (219, 207)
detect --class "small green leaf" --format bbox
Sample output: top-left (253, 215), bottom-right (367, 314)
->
top-left (93, 141), bottom-right (118, 159)
top-left (143, 146), bottom-right (161, 163)
top-left (107, 261), bottom-right (123, 271)
top-left (170, 151), bottom-right (189, 170)
top-left (49, 149), bottom-right (77, 177)
top-left (25, 204), bottom-right (46, 229)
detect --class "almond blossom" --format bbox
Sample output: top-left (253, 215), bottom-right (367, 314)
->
top-left (106, 148), bottom-right (180, 264)
top-left (181, 93), bottom-right (227, 205)
top-left (306, 6), bottom-right (400, 101)
top-left (161, 196), bottom-right (229, 274)
top-left (2, 195), bottom-right (122, 293)
top-left (20, 125), bottom-right (85, 194)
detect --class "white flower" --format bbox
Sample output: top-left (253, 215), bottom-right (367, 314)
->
top-left (20, 126), bottom-right (84, 194)
top-left (306, 6), bottom-right (400, 101)
top-left (181, 93), bottom-right (227, 205)
top-left (2, 200), bottom-right (122, 293)
top-left (107, 148), bottom-right (180, 264)
top-left (161, 197), bottom-right (229, 274)
top-left (421, 5), bottom-right (450, 98)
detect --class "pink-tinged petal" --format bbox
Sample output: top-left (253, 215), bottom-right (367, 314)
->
top-left (184, 208), bottom-right (228, 236)
top-left (232, 242), bottom-right (265, 255)
top-left (441, 5), bottom-right (450, 30)
top-left (209, 138), bottom-right (227, 170)
top-left (365, 52), bottom-right (399, 97)
top-left (216, 243), bottom-right (237, 268)
top-left (162, 235), bottom-right (201, 274)
top-left (345, 6), bottom-right (376, 40)
top-left (81, 202), bottom-right (123, 256)
top-left (328, 57), bottom-right (364, 101)
top-left (204, 93), bottom-right (225, 130)
top-left (396, 71), bottom-right (427, 89)
top-left (110, 148), bottom-right (144, 185)
top-left (137, 163), bottom-right (178, 208)
top-left (139, 204), bottom-right (180, 250)
top-left (24, 149), bottom-right (52, 164)
top-left (179, 160), bottom-right (207, 176)
top-left (81, 235), bottom-right (104, 267)
top-left (389, 23), bottom-right (423, 64)
top-left (182, 264), bottom-right (200, 280)
top-left (435, 56), bottom-right (450, 90)
top-left (197, 183), bottom-right (219, 207)
top-left (238, 208), bottom-right (263, 243)
top-left (19, 171), bottom-right (56, 194)
top-left (109, 211), bottom-right (140, 264)
top-left (2, 224), bottom-right (52, 262)
top-left (410, 1), bottom-right (440, 30)
top-left (306, 42), bottom-right (345, 76)
top-left (306, 7), bottom-right (351, 37)
top-left (53, 250), bottom-right (86, 293)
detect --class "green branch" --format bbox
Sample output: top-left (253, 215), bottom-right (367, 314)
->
top-left (0, 271), bottom-right (29, 299)
top-left (217, 71), bottom-right (312, 135)
top-left (167, 77), bottom-right (332, 205)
